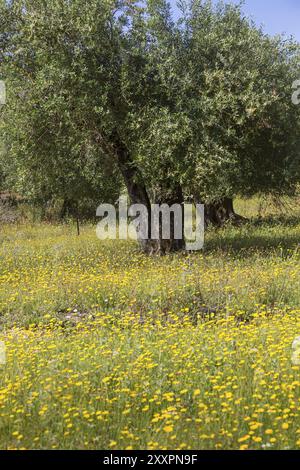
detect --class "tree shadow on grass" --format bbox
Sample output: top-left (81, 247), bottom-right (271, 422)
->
top-left (203, 215), bottom-right (300, 257)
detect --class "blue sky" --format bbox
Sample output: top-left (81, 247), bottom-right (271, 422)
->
top-left (170, 0), bottom-right (300, 41)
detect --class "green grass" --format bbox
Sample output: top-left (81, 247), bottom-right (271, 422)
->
top-left (0, 196), bottom-right (300, 449)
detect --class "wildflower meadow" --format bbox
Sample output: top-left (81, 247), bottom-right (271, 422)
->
top-left (1, 0), bottom-right (300, 457)
top-left (1, 198), bottom-right (300, 450)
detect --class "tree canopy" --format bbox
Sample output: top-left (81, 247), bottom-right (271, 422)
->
top-left (1, 0), bottom-right (299, 250)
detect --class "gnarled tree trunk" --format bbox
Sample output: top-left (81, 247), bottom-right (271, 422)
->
top-left (151, 184), bottom-right (185, 255)
top-left (204, 197), bottom-right (246, 227)
top-left (115, 140), bottom-right (185, 254)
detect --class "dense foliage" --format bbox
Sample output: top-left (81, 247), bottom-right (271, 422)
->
top-left (0, 0), bottom-right (299, 240)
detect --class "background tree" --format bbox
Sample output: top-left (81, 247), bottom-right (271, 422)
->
top-left (134, 0), bottom-right (300, 225)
